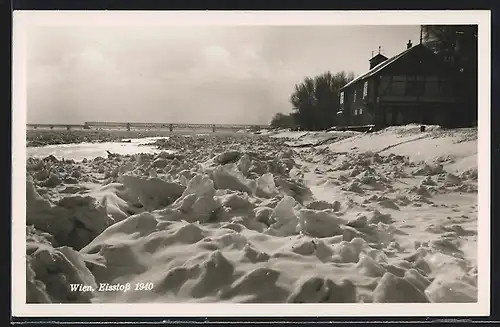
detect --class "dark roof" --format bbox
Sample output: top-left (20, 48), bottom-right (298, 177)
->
top-left (369, 53), bottom-right (388, 62)
top-left (340, 43), bottom-right (427, 91)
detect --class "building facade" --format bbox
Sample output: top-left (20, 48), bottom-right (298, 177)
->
top-left (337, 41), bottom-right (463, 129)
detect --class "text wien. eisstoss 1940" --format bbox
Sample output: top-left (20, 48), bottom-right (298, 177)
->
top-left (70, 282), bottom-right (154, 293)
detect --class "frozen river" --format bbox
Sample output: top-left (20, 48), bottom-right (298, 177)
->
top-left (26, 137), bottom-right (170, 162)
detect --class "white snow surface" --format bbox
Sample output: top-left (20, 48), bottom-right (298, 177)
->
top-left (25, 126), bottom-right (478, 303)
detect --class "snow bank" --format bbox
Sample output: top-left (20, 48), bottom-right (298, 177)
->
top-left (27, 226), bottom-right (98, 303)
top-left (24, 126), bottom-right (478, 303)
top-left (27, 179), bottom-right (114, 250)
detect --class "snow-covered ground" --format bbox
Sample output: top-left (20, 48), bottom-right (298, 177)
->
top-left (23, 125), bottom-right (480, 306)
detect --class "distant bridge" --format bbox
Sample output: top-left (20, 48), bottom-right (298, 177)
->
top-left (26, 124), bottom-right (87, 130)
top-left (27, 122), bottom-right (270, 132)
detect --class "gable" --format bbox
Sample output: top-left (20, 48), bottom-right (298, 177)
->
top-left (370, 53), bottom-right (388, 62)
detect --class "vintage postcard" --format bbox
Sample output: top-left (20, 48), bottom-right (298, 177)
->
top-left (12, 10), bottom-right (490, 317)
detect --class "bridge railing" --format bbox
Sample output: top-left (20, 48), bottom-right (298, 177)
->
top-left (84, 122), bottom-right (270, 129)
top-left (28, 122), bottom-right (271, 131)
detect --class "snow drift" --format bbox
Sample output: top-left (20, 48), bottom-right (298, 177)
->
top-left (25, 126), bottom-right (478, 303)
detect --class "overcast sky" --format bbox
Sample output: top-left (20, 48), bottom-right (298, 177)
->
top-left (26, 25), bottom-right (420, 125)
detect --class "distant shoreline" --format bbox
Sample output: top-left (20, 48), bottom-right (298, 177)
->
top-left (26, 129), bottom-right (260, 147)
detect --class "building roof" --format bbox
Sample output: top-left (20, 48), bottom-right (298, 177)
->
top-left (340, 43), bottom-right (427, 91)
top-left (369, 53), bottom-right (388, 62)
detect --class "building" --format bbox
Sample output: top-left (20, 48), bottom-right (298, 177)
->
top-left (337, 40), bottom-right (464, 129)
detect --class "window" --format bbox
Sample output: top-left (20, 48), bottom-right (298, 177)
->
top-left (340, 92), bottom-right (344, 104)
top-left (425, 79), bottom-right (439, 96)
top-left (406, 80), bottom-right (425, 96)
top-left (359, 108), bottom-right (363, 115)
top-left (353, 90), bottom-right (357, 102)
top-left (427, 75), bottom-right (439, 82)
top-left (363, 81), bottom-right (368, 99)
top-left (404, 75), bottom-right (426, 96)
top-left (439, 81), bottom-right (453, 96)
top-left (390, 81), bottom-right (405, 95)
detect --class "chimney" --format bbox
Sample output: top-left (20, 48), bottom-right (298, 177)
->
top-left (407, 40), bottom-right (412, 49)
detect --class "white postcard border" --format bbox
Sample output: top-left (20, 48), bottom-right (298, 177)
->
top-left (12, 10), bottom-right (491, 317)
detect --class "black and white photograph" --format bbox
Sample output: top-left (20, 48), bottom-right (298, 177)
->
top-left (12, 10), bottom-right (490, 317)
